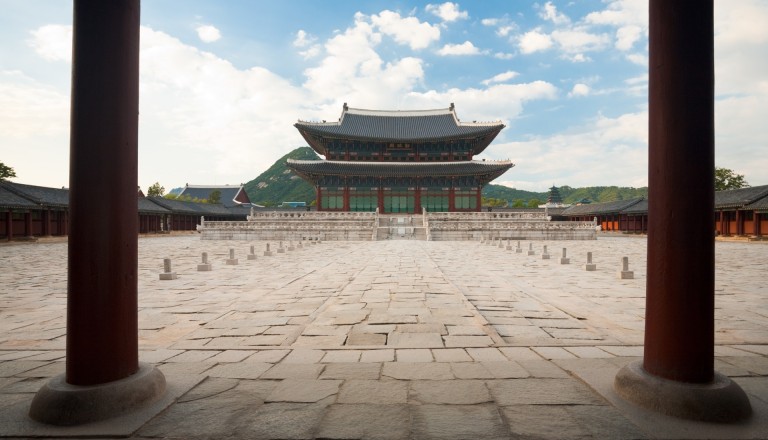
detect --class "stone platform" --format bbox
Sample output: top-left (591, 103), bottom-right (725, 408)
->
top-left (0, 236), bottom-right (766, 439)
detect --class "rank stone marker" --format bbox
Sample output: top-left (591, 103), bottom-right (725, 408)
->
top-left (198, 252), bottom-right (212, 271)
top-left (277, 241), bottom-right (285, 253)
top-left (247, 245), bottom-right (257, 261)
top-left (560, 248), bottom-right (570, 264)
top-left (288, 241), bottom-right (295, 251)
top-left (226, 248), bottom-right (238, 265)
top-left (159, 258), bottom-right (177, 280)
top-left (264, 243), bottom-right (273, 256)
top-left (584, 251), bottom-right (597, 271)
top-left (618, 256), bottom-right (633, 279)
top-left (516, 241), bottom-right (523, 254)
top-left (542, 245), bottom-right (551, 260)
top-left (498, 238), bottom-right (504, 248)
top-left (527, 242), bottom-right (536, 256)
top-left (506, 239), bottom-right (513, 251)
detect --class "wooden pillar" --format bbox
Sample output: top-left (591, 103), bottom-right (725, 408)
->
top-left (5, 210), bottom-right (11, 241)
top-left (414, 186), bottom-right (421, 213)
top-left (475, 187), bottom-right (482, 212)
top-left (644, 0), bottom-right (715, 383)
top-left (343, 186), bottom-right (350, 211)
top-left (616, 1), bottom-right (751, 422)
top-left (43, 209), bottom-right (51, 236)
top-left (66, 0), bottom-right (141, 386)
top-left (754, 211), bottom-right (761, 236)
top-left (448, 187), bottom-right (455, 212)
top-left (735, 210), bottom-right (743, 235)
top-left (316, 186), bottom-right (323, 212)
top-left (24, 212), bottom-right (33, 237)
top-left (378, 186), bottom-right (384, 213)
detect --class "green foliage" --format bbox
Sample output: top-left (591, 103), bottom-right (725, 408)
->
top-left (481, 184), bottom-right (647, 206)
top-left (715, 167), bottom-right (749, 191)
top-left (243, 147), bottom-right (320, 206)
top-left (0, 161), bottom-right (17, 180)
top-left (208, 190), bottom-right (221, 204)
top-left (527, 198), bottom-right (542, 208)
top-left (147, 182), bottom-right (165, 197)
top-left (481, 197), bottom-right (507, 207)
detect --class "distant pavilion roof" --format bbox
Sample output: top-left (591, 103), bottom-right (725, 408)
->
top-left (286, 159), bottom-right (514, 185)
top-left (714, 184), bottom-right (768, 210)
top-left (561, 198), bottom-right (644, 216)
top-left (0, 181), bottom-right (69, 208)
top-left (177, 184), bottom-right (252, 208)
top-left (295, 104), bottom-right (505, 156)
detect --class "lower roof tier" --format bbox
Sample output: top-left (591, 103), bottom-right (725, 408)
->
top-left (286, 159), bottom-right (514, 186)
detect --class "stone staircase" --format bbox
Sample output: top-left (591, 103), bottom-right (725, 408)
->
top-left (377, 214), bottom-right (427, 240)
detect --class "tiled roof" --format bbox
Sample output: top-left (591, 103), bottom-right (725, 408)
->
top-left (714, 184), bottom-right (768, 209)
top-left (286, 159), bottom-right (513, 184)
top-left (0, 185), bottom-right (38, 209)
top-left (296, 106), bottom-right (504, 143)
top-left (146, 196), bottom-right (248, 217)
top-left (745, 195), bottom-right (768, 212)
top-left (137, 197), bottom-right (170, 214)
top-left (561, 198), bottom-right (644, 216)
top-left (622, 199), bottom-right (648, 214)
top-left (1, 182), bottom-right (69, 208)
top-left (177, 185), bottom-right (250, 208)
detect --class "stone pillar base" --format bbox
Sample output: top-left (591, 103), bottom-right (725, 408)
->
top-left (618, 270), bottom-right (634, 279)
top-left (614, 360), bottom-right (751, 423)
top-left (560, 258), bottom-right (570, 264)
top-left (264, 251), bottom-right (273, 256)
top-left (247, 254), bottom-right (257, 260)
top-left (29, 363), bottom-right (166, 426)
top-left (584, 263), bottom-right (597, 271)
top-left (197, 263), bottom-right (212, 271)
top-left (542, 254), bottom-right (550, 260)
top-left (159, 272), bottom-right (177, 280)
top-left (527, 250), bottom-right (535, 256)
top-left (226, 259), bottom-right (238, 265)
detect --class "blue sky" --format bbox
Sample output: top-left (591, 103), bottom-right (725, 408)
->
top-left (1, 1), bottom-right (766, 192)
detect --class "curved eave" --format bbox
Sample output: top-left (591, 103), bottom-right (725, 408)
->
top-left (294, 123), bottom-right (504, 153)
top-left (286, 159), bottom-right (514, 186)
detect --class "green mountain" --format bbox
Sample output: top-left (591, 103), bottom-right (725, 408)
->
top-left (244, 146), bottom-right (648, 206)
top-left (482, 184), bottom-right (648, 205)
top-left (243, 147), bottom-right (319, 206)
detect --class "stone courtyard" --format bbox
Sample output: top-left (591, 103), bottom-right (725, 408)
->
top-left (1, 235), bottom-right (767, 439)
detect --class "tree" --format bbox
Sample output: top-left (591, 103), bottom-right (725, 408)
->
top-left (208, 190), bottom-right (221, 204)
top-left (527, 198), bottom-right (542, 208)
top-left (715, 167), bottom-right (749, 191)
top-left (512, 199), bottom-right (525, 208)
top-left (0, 161), bottom-right (17, 181)
top-left (147, 182), bottom-right (165, 197)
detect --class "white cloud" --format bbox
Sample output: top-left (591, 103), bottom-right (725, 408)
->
top-left (481, 70), bottom-right (519, 86)
top-left (626, 53), bottom-right (647, 66)
top-left (496, 25), bottom-right (516, 37)
top-left (494, 111), bottom-right (649, 190)
top-left (426, 2), bottom-right (469, 22)
top-left (568, 83), bottom-right (590, 97)
top-left (551, 29), bottom-right (610, 54)
top-left (195, 25), bottom-right (221, 43)
top-left (436, 41), bottom-right (481, 56)
top-left (493, 52), bottom-right (514, 60)
top-left (615, 25), bottom-right (642, 50)
top-left (369, 10), bottom-right (440, 50)
top-left (481, 18), bottom-right (498, 26)
top-left (539, 1), bottom-right (570, 25)
top-left (518, 29), bottom-right (553, 54)
top-left (293, 30), bottom-right (321, 59)
top-left (28, 24), bottom-right (72, 62)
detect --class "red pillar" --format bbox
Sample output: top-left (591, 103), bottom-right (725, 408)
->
top-left (5, 210), bottom-right (11, 241)
top-left (24, 212), bottom-right (33, 237)
top-left (66, 0), bottom-right (140, 385)
top-left (735, 210), bottom-right (743, 235)
top-left (475, 187), bottom-right (482, 212)
top-left (644, 0), bottom-right (714, 383)
top-left (448, 187), bottom-right (455, 212)
top-left (754, 212), bottom-right (761, 236)
top-left (414, 187), bottom-right (421, 213)
top-left (343, 187), bottom-right (350, 211)
top-left (378, 187), bottom-right (384, 213)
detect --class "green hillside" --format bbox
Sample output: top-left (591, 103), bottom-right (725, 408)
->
top-left (244, 146), bottom-right (648, 206)
top-left (243, 147), bottom-right (319, 206)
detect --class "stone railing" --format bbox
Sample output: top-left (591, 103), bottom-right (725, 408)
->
top-left (426, 211), bottom-right (549, 221)
top-left (247, 209), bottom-right (377, 221)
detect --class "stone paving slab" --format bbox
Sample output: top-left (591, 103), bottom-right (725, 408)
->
top-left (0, 236), bottom-right (766, 439)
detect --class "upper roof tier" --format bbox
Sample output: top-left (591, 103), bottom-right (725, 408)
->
top-left (295, 103), bottom-right (505, 156)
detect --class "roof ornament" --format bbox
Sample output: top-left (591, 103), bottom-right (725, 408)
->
top-left (449, 102), bottom-right (455, 111)
top-left (343, 102), bottom-right (348, 111)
